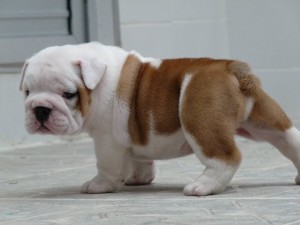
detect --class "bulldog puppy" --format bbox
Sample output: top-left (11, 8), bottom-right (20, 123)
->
top-left (20, 42), bottom-right (300, 196)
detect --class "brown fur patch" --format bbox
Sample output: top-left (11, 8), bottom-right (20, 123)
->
top-left (181, 65), bottom-right (244, 163)
top-left (76, 85), bottom-right (91, 117)
top-left (118, 56), bottom-right (291, 163)
top-left (128, 59), bottom-right (210, 145)
top-left (122, 57), bottom-right (249, 147)
top-left (117, 54), bottom-right (143, 103)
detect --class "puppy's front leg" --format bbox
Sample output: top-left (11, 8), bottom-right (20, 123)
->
top-left (81, 135), bottom-right (130, 194)
top-left (125, 159), bottom-right (155, 186)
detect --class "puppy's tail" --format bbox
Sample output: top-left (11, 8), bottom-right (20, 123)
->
top-left (228, 61), bottom-right (261, 96)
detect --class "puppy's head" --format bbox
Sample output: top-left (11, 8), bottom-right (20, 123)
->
top-left (19, 45), bottom-right (107, 135)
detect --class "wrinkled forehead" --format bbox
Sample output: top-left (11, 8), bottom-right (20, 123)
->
top-left (24, 61), bottom-right (80, 92)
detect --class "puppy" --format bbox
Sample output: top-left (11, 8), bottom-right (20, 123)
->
top-left (20, 42), bottom-right (300, 196)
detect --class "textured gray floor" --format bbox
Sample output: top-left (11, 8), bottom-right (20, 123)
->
top-left (1, 138), bottom-right (300, 225)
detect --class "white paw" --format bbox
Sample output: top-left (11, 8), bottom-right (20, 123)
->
top-left (80, 175), bottom-right (117, 194)
top-left (183, 177), bottom-right (225, 196)
top-left (125, 173), bottom-right (155, 186)
top-left (125, 161), bottom-right (155, 186)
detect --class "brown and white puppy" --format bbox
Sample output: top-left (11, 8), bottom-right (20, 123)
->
top-left (20, 42), bottom-right (300, 196)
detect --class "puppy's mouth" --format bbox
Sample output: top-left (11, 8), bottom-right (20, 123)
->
top-left (33, 107), bottom-right (53, 134)
top-left (37, 123), bottom-right (53, 134)
top-left (25, 105), bottom-right (80, 135)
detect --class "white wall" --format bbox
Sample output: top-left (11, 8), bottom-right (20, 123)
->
top-left (119, 0), bottom-right (300, 120)
top-left (119, 0), bottom-right (229, 58)
top-left (0, 75), bottom-right (25, 145)
top-left (0, 0), bottom-right (299, 148)
top-left (226, 0), bottom-right (300, 119)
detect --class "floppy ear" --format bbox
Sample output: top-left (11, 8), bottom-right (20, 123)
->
top-left (19, 62), bottom-right (29, 91)
top-left (73, 57), bottom-right (107, 90)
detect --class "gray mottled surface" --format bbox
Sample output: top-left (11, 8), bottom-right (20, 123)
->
top-left (1, 138), bottom-right (300, 225)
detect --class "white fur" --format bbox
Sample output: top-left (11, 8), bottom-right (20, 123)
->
top-left (112, 99), bottom-right (131, 146)
top-left (242, 97), bottom-right (254, 121)
top-left (179, 74), bottom-right (193, 115)
top-left (239, 123), bottom-right (300, 184)
top-left (125, 159), bottom-right (155, 185)
top-left (132, 127), bottom-right (190, 160)
top-left (23, 43), bottom-right (128, 136)
top-left (80, 134), bottom-right (131, 193)
top-left (241, 124), bottom-right (300, 183)
top-left (282, 127), bottom-right (300, 165)
top-left (73, 57), bottom-right (107, 90)
top-left (149, 59), bottom-right (162, 69)
top-left (130, 113), bottom-right (189, 160)
top-left (282, 127), bottom-right (300, 183)
top-left (22, 43), bottom-right (130, 193)
top-left (129, 50), bottom-right (160, 67)
top-left (25, 91), bottom-right (82, 135)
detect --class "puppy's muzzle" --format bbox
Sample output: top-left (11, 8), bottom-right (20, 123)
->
top-left (34, 106), bottom-right (52, 124)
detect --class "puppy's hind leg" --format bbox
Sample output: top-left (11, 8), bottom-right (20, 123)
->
top-left (241, 124), bottom-right (300, 184)
top-left (268, 127), bottom-right (300, 184)
top-left (241, 88), bottom-right (300, 184)
top-left (179, 72), bottom-right (242, 196)
top-left (182, 129), bottom-right (241, 196)
top-left (180, 94), bottom-right (241, 195)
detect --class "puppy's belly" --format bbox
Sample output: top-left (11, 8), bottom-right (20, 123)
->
top-left (131, 129), bottom-right (193, 160)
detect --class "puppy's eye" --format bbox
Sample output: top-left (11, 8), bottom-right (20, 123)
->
top-left (25, 90), bottom-right (29, 97)
top-left (63, 91), bottom-right (78, 99)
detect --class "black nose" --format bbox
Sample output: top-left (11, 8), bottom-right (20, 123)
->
top-left (34, 106), bottom-right (51, 123)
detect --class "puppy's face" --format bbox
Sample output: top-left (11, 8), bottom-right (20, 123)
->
top-left (20, 45), bottom-right (107, 135)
